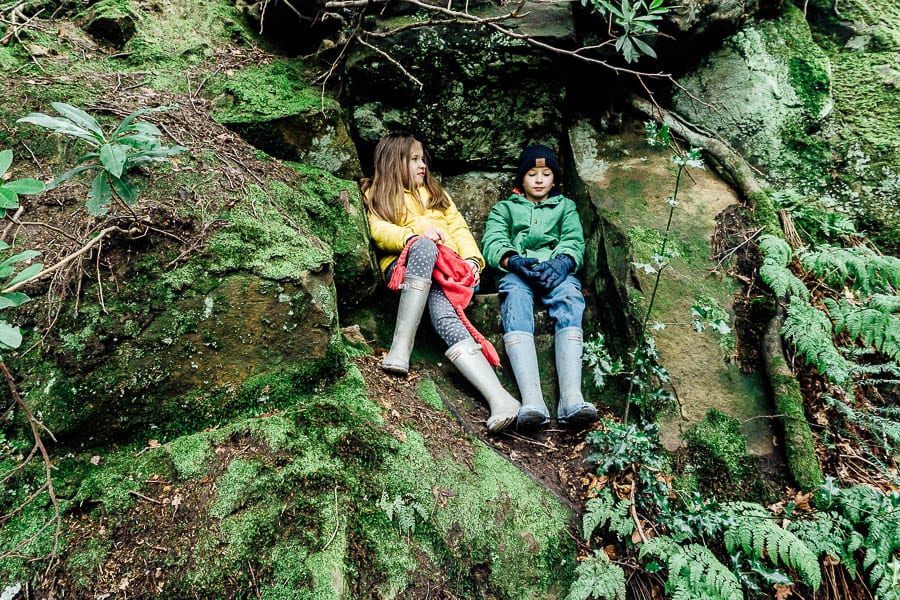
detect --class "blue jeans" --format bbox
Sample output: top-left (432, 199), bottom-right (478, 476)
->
top-left (498, 272), bottom-right (585, 333)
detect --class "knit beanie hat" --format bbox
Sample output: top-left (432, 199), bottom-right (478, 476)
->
top-left (515, 145), bottom-right (562, 195)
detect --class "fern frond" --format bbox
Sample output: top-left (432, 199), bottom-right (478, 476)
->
top-left (825, 297), bottom-right (900, 360)
top-left (824, 394), bottom-right (900, 454)
top-left (801, 245), bottom-right (900, 294)
top-left (567, 550), bottom-right (626, 600)
top-left (783, 297), bottom-right (852, 384)
top-left (788, 512), bottom-right (862, 575)
top-left (758, 235), bottom-right (810, 300)
top-left (583, 488), bottom-right (634, 541)
top-left (640, 536), bottom-right (743, 600)
top-left (871, 293), bottom-right (900, 314)
top-left (723, 502), bottom-right (822, 590)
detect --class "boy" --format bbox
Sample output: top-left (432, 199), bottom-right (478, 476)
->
top-left (481, 145), bottom-right (598, 430)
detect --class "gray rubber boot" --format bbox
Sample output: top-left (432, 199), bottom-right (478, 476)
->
top-left (445, 338), bottom-right (521, 432)
top-left (381, 275), bottom-right (432, 375)
top-left (503, 331), bottom-right (550, 430)
top-left (555, 327), bottom-right (598, 427)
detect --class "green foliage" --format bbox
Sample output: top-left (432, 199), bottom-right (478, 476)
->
top-left (0, 241), bottom-right (42, 359)
top-left (758, 234), bottom-right (809, 300)
top-left (788, 512), bottom-right (863, 575)
top-left (583, 333), bottom-right (624, 390)
top-left (815, 481), bottom-right (900, 599)
top-left (17, 103), bottom-right (186, 216)
top-left (566, 550), bottom-right (626, 600)
top-left (377, 492), bottom-right (428, 537)
top-left (782, 296), bottom-right (852, 383)
top-left (722, 502), bottom-right (822, 590)
top-left (639, 536), bottom-right (743, 600)
top-left (585, 419), bottom-right (664, 474)
top-left (770, 189), bottom-right (858, 242)
top-left (824, 297), bottom-right (900, 360)
top-left (581, 0), bottom-right (668, 63)
top-left (0, 149), bottom-right (44, 218)
top-left (800, 244), bottom-right (900, 295)
top-left (582, 488), bottom-right (634, 541)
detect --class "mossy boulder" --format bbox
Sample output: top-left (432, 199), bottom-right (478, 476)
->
top-left (343, 6), bottom-right (570, 168)
top-left (672, 3), bottom-right (833, 188)
top-left (210, 59), bottom-right (363, 180)
top-left (78, 0), bottom-right (137, 49)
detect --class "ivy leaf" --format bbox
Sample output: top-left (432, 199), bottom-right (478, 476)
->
top-left (0, 321), bottom-right (22, 350)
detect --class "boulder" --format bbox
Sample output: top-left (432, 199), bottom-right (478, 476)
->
top-left (79, 0), bottom-right (137, 49)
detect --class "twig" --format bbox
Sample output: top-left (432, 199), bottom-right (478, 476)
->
top-left (629, 483), bottom-right (649, 544)
top-left (1, 225), bottom-right (142, 295)
top-left (128, 490), bottom-right (163, 505)
top-left (0, 206), bottom-right (25, 242)
top-left (356, 37), bottom-right (423, 89)
top-left (709, 226), bottom-right (764, 272)
top-left (499, 429), bottom-right (556, 449)
top-left (321, 485), bottom-right (341, 551)
top-left (95, 236), bottom-right (107, 314)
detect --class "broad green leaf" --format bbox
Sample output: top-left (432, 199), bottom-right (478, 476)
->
top-left (0, 249), bottom-right (41, 269)
top-left (87, 172), bottom-right (112, 216)
top-left (111, 175), bottom-right (137, 204)
top-left (0, 292), bottom-right (30, 308)
top-left (17, 114), bottom-right (101, 146)
top-left (100, 143), bottom-right (129, 178)
top-left (0, 149), bottom-right (11, 176)
top-left (4, 178), bottom-right (45, 195)
top-left (632, 36), bottom-right (657, 58)
top-left (0, 187), bottom-right (19, 209)
top-left (113, 105), bottom-right (177, 136)
top-left (117, 133), bottom-right (160, 151)
top-left (117, 121), bottom-right (163, 138)
top-left (0, 321), bottom-right (22, 350)
top-left (129, 145), bottom-right (187, 163)
top-left (0, 241), bottom-right (8, 251)
top-left (51, 102), bottom-right (104, 138)
top-left (49, 163), bottom-right (99, 189)
top-left (0, 267), bottom-right (12, 279)
top-left (6, 262), bottom-right (42, 287)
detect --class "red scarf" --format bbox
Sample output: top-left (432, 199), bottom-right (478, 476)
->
top-left (388, 237), bottom-right (501, 367)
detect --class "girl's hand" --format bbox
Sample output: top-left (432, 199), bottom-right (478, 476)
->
top-left (465, 258), bottom-right (481, 287)
top-left (421, 228), bottom-right (445, 243)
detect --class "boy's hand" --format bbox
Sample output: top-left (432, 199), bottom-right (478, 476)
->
top-left (506, 254), bottom-right (541, 286)
top-left (533, 254), bottom-right (574, 290)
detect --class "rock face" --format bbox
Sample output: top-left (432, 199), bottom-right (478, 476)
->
top-left (343, 1), bottom-right (573, 168)
top-left (672, 3), bottom-right (833, 187)
top-left (210, 59), bottom-right (362, 180)
top-left (567, 118), bottom-right (773, 454)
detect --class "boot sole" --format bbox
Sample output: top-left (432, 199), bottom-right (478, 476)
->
top-left (558, 403), bottom-right (598, 428)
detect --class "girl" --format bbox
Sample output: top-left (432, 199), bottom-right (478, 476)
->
top-left (361, 133), bottom-right (520, 432)
top-left (481, 144), bottom-right (598, 430)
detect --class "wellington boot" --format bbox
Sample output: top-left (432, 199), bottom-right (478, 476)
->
top-left (382, 275), bottom-right (431, 375)
top-left (446, 338), bottom-right (521, 432)
top-left (555, 327), bottom-right (598, 428)
top-left (503, 331), bottom-right (550, 430)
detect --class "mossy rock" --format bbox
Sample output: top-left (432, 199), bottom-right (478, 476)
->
top-left (209, 59), bottom-right (362, 180)
top-left (344, 19), bottom-right (568, 168)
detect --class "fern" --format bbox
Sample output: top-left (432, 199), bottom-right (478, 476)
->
top-left (723, 502), bottom-right (822, 590)
top-left (639, 536), bottom-right (743, 600)
top-left (378, 492), bottom-right (428, 536)
top-left (824, 394), bottom-right (900, 455)
top-left (788, 512), bottom-right (863, 575)
top-left (816, 484), bottom-right (900, 599)
top-left (800, 245), bottom-right (900, 295)
top-left (758, 235), bottom-right (810, 300)
top-left (582, 488), bottom-right (635, 541)
top-left (782, 296), bottom-right (852, 384)
top-left (824, 297), bottom-right (900, 361)
top-left (567, 550), bottom-right (626, 600)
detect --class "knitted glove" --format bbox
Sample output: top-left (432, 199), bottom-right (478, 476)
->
top-left (532, 254), bottom-right (575, 290)
top-left (506, 254), bottom-right (541, 286)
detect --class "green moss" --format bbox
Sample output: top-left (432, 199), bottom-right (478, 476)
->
top-left (417, 378), bottom-right (444, 410)
top-left (684, 409), bottom-right (749, 488)
top-left (167, 433), bottom-right (213, 479)
top-left (210, 60), bottom-right (333, 124)
top-left (210, 458), bottom-right (263, 519)
top-left (73, 446), bottom-right (172, 512)
top-left (769, 359), bottom-right (824, 490)
top-left (750, 191), bottom-right (783, 236)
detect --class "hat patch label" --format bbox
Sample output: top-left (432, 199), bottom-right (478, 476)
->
top-left (535, 158), bottom-right (546, 167)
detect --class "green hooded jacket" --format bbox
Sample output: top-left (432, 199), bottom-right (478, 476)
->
top-left (481, 192), bottom-right (585, 273)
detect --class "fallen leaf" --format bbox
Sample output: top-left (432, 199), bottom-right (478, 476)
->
top-left (90, 455), bottom-right (102, 465)
top-left (774, 583), bottom-right (793, 599)
top-left (147, 439), bottom-right (161, 449)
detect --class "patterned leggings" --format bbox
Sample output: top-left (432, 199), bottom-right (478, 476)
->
top-left (386, 237), bottom-right (472, 347)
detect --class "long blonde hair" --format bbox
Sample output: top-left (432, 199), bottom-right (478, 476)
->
top-left (360, 134), bottom-right (450, 224)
